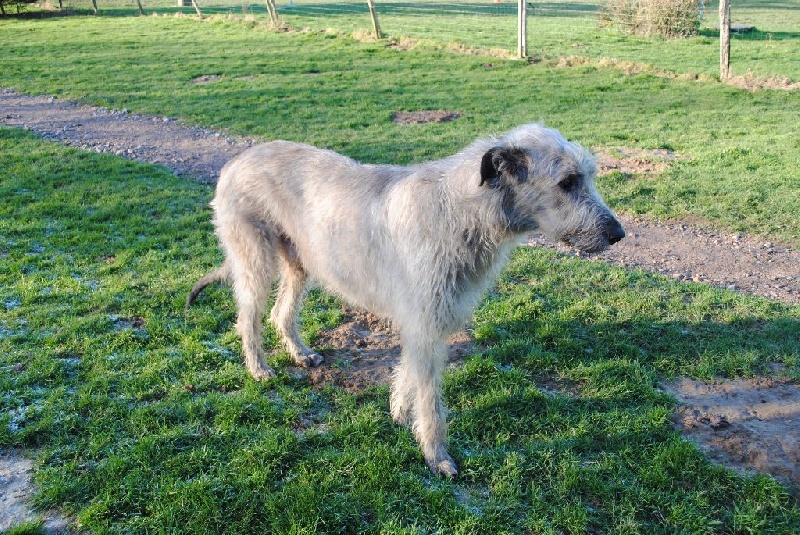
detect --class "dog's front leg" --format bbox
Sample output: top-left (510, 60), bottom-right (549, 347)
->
top-left (399, 334), bottom-right (457, 477)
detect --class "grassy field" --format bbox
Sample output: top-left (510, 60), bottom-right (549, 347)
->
top-left (2, 126), bottom-right (798, 533)
top-left (1, 15), bottom-right (799, 245)
top-left (44, 0), bottom-right (800, 81)
top-left (1, 11), bottom-right (800, 534)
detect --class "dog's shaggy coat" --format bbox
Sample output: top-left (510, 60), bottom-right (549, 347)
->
top-left (188, 124), bottom-right (624, 475)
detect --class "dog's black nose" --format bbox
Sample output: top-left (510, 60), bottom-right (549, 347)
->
top-left (607, 220), bottom-right (626, 245)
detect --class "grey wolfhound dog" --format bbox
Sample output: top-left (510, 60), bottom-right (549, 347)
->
top-left (187, 123), bottom-right (624, 476)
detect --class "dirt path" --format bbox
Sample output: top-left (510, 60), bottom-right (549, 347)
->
top-left (1, 89), bottom-right (798, 529)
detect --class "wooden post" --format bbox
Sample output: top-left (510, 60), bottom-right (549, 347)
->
top-left (265, 0), bottom-right (279, 25)
top-left (517, 0), bottom-right (528, 59)
top-left (719, 0), bottom-right (730, 80)
top-left (366, 0), bottom-right (383, 39)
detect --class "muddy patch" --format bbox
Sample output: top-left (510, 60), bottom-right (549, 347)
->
top-left (191, 74), bottom-right (224, 84)
top-left (392, 110), bottom-right (461, 125)
top-left (663, 377), bottom-right (800, 495)
top-left (295, 308), bottom-right (474, 393)
top-left (596, 147), bottom-right (678, 177)
top-left (0, 451), bottom-right (72, 533)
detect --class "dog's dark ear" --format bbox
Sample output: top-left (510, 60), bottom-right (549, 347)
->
top-left (479, 147), bottom-right (529, 188)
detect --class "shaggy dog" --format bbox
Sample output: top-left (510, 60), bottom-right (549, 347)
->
top-left (187, 124), bottom-right (624, 475)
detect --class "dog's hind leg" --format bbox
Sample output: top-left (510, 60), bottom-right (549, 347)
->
top-left (269, 241), bottom-right (324, 368)
top-left (218, 216), bottom-right (278, 381)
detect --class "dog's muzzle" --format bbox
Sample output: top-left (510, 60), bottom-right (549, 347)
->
top-left (560, 217), bottom-right (625, 253)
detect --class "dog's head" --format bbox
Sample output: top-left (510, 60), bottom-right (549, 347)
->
top-left (479, 124), bottom-right (624, 253)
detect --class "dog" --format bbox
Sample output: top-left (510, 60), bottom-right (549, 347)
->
top-left (187, 124), bottom-right (625, 476)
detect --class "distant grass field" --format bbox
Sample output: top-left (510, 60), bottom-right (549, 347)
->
top-left (1, 16), bottom-right (799, 245)
top-left (2, 126), bottom-right (799, 533)
top-left (45, 0), bottom-right (800, 81)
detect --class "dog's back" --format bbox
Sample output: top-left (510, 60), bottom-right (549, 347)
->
top-left (216, 142), bottom-right (426, 319)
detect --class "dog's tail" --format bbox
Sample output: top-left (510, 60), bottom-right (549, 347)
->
top-left (185, 262), bottom-right (231, 310)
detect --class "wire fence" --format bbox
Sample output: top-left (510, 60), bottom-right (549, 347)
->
top-left (35, 0), bottom-right (800, 83)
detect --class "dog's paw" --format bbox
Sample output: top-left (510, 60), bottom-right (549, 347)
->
top-left (249, 364), bottom-right (277, 381)
top-left (427, 454), bottom-right (458, 478)
top-left (295, 352), bottom-right (324, 368)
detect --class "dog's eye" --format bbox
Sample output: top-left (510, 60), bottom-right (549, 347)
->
top-left (559, 173), bottom-right (580, 192)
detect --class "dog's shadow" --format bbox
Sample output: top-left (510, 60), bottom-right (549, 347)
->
top-left (287, 292), bottom-right (799, 397)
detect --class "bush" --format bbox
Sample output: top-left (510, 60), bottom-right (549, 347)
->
top-left (600, 0), bottom-right (702, 38)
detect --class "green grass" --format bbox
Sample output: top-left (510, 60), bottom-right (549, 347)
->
top-left (43, 0), bottom-right (800, 80)
top-left (1, 11), bottom-right (800, 533)
top-left (1, 126), bottom-right (799, 532)
top-left (275, 0), bottom-right (800, 80)
top-left (1, 15), bottom-right (800, 245)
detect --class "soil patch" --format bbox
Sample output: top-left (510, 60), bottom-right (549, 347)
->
top-left (726, 73), bottom-right (800, 92)
top-left (0, 451), bottom-right (72, 533)
top-left (663, 377), bottom-right (800, 497)
top-left (294, 308), bottom-right (474, 392)
top-left (191, 74), bottom-right (224, 84)
top-left (392, 110), bottom-right (461, 125)
top-left (596, 147), bottom-right (678, 177)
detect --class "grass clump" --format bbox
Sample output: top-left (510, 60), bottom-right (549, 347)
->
top-left (600, 0), bottom-right (703, 38)
top-left (2, 127), bottom-right (799, 532)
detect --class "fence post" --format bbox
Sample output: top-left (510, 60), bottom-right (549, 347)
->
top-left (719, 0), bottom-right (730, 80)
top-left (367, 0), bottom-right (383, 39)
top-left (265, 0), bottom-right (279, 25)
top-left (517, 0), bottom-right (527, 59)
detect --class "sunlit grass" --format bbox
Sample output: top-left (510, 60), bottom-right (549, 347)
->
top-left (1, 15), bottom-right (799, 244)
top-left (1, 127), bottom-right (798, 532)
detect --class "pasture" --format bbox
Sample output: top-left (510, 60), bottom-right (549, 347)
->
top-left (30, 0), bottom-right (800, 81)
top-left (1, 9), bottom-right (799, 534)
